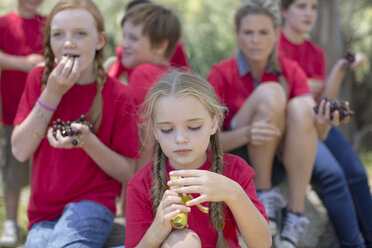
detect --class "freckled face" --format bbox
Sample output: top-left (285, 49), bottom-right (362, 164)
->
top-left (50, 9), bottom-right (105, 77)
top-left (152, 95), bottom-right (218, 170)
top-left (236, 14), bottom-right (278, 64)
top-left (282, 0), bottom-right (318, 34)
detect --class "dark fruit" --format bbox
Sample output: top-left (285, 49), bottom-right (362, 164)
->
top-left (342, 51), bottom-right (355, 70)
top-left (313, 97), bottom-right (354, 121)
top-left (51, 114), bottom-right (93, 142)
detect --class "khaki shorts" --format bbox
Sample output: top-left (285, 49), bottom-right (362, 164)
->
top-left (0, 125), bottom-right (30, 190)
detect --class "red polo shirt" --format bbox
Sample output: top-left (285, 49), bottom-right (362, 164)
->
top-left (207, 54), bottom-right (311, 130)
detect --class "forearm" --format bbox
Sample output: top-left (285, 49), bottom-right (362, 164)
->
top-left (135, 223), bottom-right (166, 248)
top-left (226, 184), bottom-right (271, 248)
top-left (322, 60), bottom-right (345, 99)
top-left (12, 90), bottom-right (62, 161)
top-left (220, 127), bottom-right (249, 152)
top-left (0, 52), bottom-right (31, 72)
top-left (81, 133), bottom-right (136, 182)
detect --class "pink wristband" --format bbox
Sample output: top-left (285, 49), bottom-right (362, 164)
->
top-left (37, 98), bottom-right (57, 112)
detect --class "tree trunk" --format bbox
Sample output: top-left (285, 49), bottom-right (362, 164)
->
top-left (310, 0), bottom-right (356, 141)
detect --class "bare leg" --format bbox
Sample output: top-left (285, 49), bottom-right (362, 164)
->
top-left (4, 190), bottom-right (20, 221)
top-left (282, 97), bottom-right (317, 213)
top-left (161, 229), bottom-right (201, 248)
top-left (235, 83), bottom-right (286, 190)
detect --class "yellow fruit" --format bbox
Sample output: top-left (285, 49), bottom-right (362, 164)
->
top-left (171, 212), bottom-right (188, 229)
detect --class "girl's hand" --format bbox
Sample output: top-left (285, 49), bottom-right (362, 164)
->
top-left (45, 56), bottom-right (80, 97)
top-left (151, 190), bottom-right (191, 242)
top-left (168, 170), bottom-right (240, 207)
top-left (46, 122), bottom-right (91, 149)
top-left (349, 53), bottom-right (366, 70)
top-left (246, 114), bottom-right (281, 146)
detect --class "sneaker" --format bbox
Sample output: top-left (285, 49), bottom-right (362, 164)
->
top-left (274, 210), bottom-right (309, 248)
top-left (257, 187), bottom-right (286, 236)
top-left (0, 220), bottom-right (19, 247)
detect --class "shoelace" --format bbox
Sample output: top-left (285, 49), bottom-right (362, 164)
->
top-left (257, 187), bottom-right (286, 220)
top-left (281, 212), bottom-right (309, 245)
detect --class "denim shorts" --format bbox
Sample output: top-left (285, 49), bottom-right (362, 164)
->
top-left (25, 200), bottom-right (115, 248)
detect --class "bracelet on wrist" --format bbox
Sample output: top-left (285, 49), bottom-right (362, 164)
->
top-left (37, 98), bottom-right (57, 112)
top-left (35, 103), bottom-right (50, 126)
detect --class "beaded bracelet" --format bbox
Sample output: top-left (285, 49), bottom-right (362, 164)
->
top-left (37, 98), bottom-right (57, 112)
top-left (35, 103), bottom-right (50, 126)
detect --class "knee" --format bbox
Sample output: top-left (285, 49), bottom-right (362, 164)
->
top-left (255, 83), bottom-right (286, 115)
top-left (286, 97), bottom-right (314, 130)
top-left (314, 164), bottom-right (347, 193)
top-left (161, 229), bottom-right (201, 248)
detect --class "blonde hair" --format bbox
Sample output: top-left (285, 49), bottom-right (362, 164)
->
top-left (42, 0), bottom-right (106, 132)
top-left (144, 70), bottom-right (228, 247)
top-left (235, 0), bottom-right (288, 95)
top-left (121, 3), bottom-right (181, 59)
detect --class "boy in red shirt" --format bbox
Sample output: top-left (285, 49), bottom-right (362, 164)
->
top-left (113, 2), bottom-right (184, 217)
top-left (105, 0), bottom-right (189, 83)
top-left (0, 0), bottom-right (45, 245)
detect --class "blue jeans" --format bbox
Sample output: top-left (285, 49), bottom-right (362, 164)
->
top-left (313, 131), bottom-right (372, 248)
top-left (324, 127), bottom-right (372, 248)
top-left (25, 200), bottom-right (115, 248)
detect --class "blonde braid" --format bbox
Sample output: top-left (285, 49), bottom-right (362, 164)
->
top-left (209, 130), bottom-right (228, 248)
top-left (41, 46), bottom-right (55, 88)
top-left (89, 50), bottom-right (106, 132)
top-left (152, 142), bottom-right (167, 213)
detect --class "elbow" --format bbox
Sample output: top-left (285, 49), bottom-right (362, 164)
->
top-left (11, 145), bottom-right (30, 163)
top-left (11, 136), bottom-right (30, 162)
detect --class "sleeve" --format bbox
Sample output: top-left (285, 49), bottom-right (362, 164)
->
top-left (125, 176), bottom-right (155, 248)
top-left (207, 65), bottom-right (228, 106)
top-left (13, 67), bottom-right (43, 125)
top-left (169, 42), bottom-right (189, 69)
top-left (231, 156), bottom-right (269, 223)
top-left (288, 62), bottom-right (312, 99)
top-left (110, 88), bottom-right (140, 159)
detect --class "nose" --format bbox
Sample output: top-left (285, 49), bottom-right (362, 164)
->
top-left (175, 128), bottom-right (188, 145)
top-left (251, 33), bottom-right (259, 43)
top-left (63, 34), bottom-right (76, 49)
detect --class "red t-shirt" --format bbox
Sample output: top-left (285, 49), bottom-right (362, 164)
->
top-left (278, 31), bottom-right (327, 81)
top-left (128, 63), bottom-right (172, 107)
top-left (14, 66), bottom-right (140, 229)
top-left (0, 12), bottom-right (46, 125)
top-left (207, 55), bottom-right (311, 130)
top-left (125, 151), bottom-right (268, 248)
top-left (108, 42), bottom-right (189, 80)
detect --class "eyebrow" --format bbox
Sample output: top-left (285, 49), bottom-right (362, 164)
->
top-left (156, 118), bottom-right (205, 125)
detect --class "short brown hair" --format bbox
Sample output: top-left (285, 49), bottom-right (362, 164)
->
top-left (121, 3), bottom-right (181, 59)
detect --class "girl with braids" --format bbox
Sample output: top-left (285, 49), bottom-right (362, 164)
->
top-left (125, 70), bottom-right (271, 248)
top-left (11, 0), bottom-right (139, 246)
top-left (279, 0), bottom-right (372, 247)
top-left (207, 0), bottom-right (345, 247)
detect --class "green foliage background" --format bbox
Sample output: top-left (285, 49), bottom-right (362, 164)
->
top-left (0, 0), bottom-right (242, 77)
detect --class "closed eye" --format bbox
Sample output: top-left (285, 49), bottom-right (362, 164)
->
top-left (189, 126), bottom-right (201, 131)
top-left (160, 128), bottom-right (173, 134)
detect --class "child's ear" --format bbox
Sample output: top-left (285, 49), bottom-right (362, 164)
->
top-left (96, 32), bottom-right (107, 50)
top-left (210, 115), bottom-right (219, 135)
top-left (154, 40), bottom-right (169, 56)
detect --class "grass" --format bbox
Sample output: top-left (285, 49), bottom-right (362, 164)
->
top-left (1, 151), bottom-right (372, 247)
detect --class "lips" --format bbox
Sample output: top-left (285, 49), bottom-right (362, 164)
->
top-left (174, 149), bottom-right (192, 154)
top-left (63, 53), bottom-right (80, 58)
